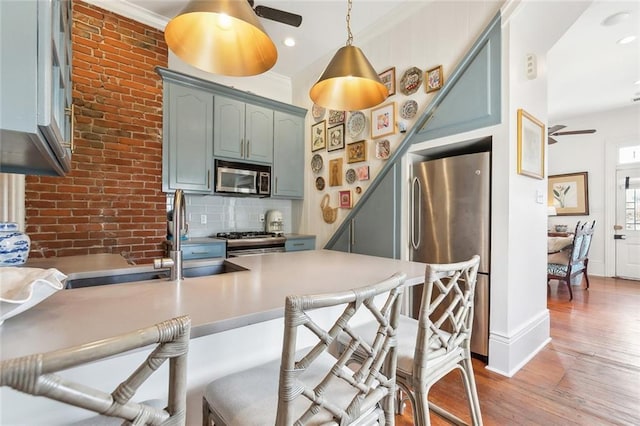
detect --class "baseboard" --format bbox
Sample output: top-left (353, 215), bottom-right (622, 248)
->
top-left (486, 309), bottom-right (550, 377)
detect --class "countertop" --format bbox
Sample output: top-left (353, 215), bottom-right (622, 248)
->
top-left (1, 250), bottom-right (426, 361)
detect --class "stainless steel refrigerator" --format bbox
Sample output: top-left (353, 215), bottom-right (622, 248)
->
top-left (410, 151), bottom-right (490, 359)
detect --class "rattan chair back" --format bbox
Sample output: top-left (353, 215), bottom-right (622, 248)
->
top-left (1, 315), bottom-right (191, 425)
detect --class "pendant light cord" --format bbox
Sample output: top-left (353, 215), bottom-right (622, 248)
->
top-left (345, 0), bottom-right (353, 46)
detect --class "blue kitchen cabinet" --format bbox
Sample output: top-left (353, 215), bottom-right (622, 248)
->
top-left (213, 97), bottom-right (273, 164)
top-left (0, 0), bottom-right (73, 175)
top-left (285, 235), bottom-right (316, 252)
top-left (181, 240), bottom-right (226, 260)
top-left (162, 81), bottom-right (214, 194)
top-left (272, 111), bottom-right (304, 198)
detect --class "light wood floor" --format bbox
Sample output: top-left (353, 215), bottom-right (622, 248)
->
top-left (396, 275), bottom-right (640, 425)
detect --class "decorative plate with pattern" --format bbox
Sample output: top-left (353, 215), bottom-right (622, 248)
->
top-left (346, 111), bottom-right (366, 139)
top-left (315, 176), bottom-right (325, 191)
top-left (311, 154), bottom-right (323, 173)
top-left (400, 100), bottom-right (418, 119)
top-left (345, 168), bottom-right (356, 184)
top-left (400, 67), bottom-right (423, 95)
top-left (312, 104), bottom-right (326, 121)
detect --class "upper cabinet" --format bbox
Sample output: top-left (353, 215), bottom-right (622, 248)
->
top-left (0, 0), bottom-right (73, 176)
top-left (213, 97), bottom-right (273, 164)
top-left (156, 67), bottom-right (307, 197)
top-left (163, 82), bottom-right (213, 193)
top-left (272, 111), bottom-right (304, 198)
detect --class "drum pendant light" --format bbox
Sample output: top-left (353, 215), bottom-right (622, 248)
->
top-left (309, 0), bottom-right (388, 110)
top-left (165, 0), bottom-right (277, 76)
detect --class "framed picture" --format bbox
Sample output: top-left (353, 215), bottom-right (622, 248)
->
top-left (347, 140), bottom-right (366, 163)
top-left (328, 110), bottom-right (345, 125)
top-left (356, 165), bottom-right (369, 181)
top-left (339, 190), bottom-right (352, 208)
top-left (425, 65), bottom-right (443, 92)
top-left (378, 67), bottom-right (396, 96)
top-left (371, 102), bottom-right (395, 139)
top-left (517, 108), bottom-right (545, 179)
top-left (327, 123), bottom-right (345, 152)
top-left (548, 172), bottom-right (590, 216)
top-left (311, 120), bottom-right (326, 152)
top-left (328, 158), bottom-right (343, 186)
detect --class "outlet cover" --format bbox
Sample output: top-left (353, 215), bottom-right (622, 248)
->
top-left (200, 214), bottom-right (207, 224)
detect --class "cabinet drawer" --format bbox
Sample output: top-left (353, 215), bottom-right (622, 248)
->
top-left (285, 237), bottom-right (315, 252)
top-left (182, 243), bottom-right (225, 260)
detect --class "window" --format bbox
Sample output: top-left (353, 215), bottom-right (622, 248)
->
top-left (619, 145), bottom-right (640, 164)
top-left (625, 179), bottom-right (640, 230)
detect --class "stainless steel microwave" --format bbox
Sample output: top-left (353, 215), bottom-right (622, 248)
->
top-left (214, 159), bottom-right (270, 197)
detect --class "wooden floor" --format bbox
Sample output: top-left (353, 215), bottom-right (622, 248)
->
top-left (395, 276), bottom-right (640, 425)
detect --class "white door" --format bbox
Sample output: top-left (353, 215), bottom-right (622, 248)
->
top-left (615, 167), bottom-right (640, 280)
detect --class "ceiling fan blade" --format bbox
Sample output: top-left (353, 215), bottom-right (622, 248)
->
top-left (552, 129), bottom-right (596, 136)
top-left (254, 5), bottom-right (302, 27)
top-left (548, 136), bottom-right (558, 144)
top-left (548, 124), bottom-right (566, 134)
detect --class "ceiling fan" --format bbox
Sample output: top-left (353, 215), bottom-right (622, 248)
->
top-left (248, 0), bottom-right (302, 27)
top-left (547, 124), bottom-right (596, 144)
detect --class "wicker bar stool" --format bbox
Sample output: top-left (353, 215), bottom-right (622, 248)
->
top-left (202, 272), bottom-right (407, 425)
top-left (1, 315), bottom-right (191, 425)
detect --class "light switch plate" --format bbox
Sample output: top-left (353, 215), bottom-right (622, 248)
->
top-left (200, 214), bottom-right (207, 224)
top-left (536, 189), bottom-right (544, 204)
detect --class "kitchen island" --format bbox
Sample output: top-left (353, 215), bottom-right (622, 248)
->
top-left (1, 250), bottom-right (427, 424)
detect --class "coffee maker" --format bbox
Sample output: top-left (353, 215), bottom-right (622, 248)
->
top-left (265, 210), bottom-right (284, 236)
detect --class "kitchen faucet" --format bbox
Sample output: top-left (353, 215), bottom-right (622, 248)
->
top-left (154, 189), bottom-right (186, 280)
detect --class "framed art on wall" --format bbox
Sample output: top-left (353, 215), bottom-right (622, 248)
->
top-left (346, 140), bottom-right (366, 163)
top-left (516, 108), bottom-right (545, 179)
top-left (327, 123), bottom-right (345, 152)
top-left (425, 65), bottom-right (443, 92)
top-left (548, 172), bottom-right (590, 215)
top-left (371, 102), bottom-right (395, 139)
top-left (339, 190), bottom-right (352, 208)
top-left (378, 67), bottom-right (396, 96)
top-left (311, 120), bottom-right (326, 152)
top-left (329, 158), bottom-right (343, 186)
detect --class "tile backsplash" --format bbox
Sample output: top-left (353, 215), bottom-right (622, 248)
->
top-left (167, 194), bottom-right (292, 238)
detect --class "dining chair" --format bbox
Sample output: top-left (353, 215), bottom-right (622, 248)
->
top-left (202, 272), bottom-right (407, 425)
top-left (547, 220), bottom-right (596, 300)
top-left (337, 255), bottom-right (482, 426)
top-left (0, 315), bottom-right (191, 425)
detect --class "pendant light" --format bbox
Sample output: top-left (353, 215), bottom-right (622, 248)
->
top-left (309, 0), bottom-right (388, 111)
top-left (165, 0), bottom-right (277, 76)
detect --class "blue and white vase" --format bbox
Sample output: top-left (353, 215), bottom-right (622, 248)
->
top-left (0, 222), bottom-right (31, 266)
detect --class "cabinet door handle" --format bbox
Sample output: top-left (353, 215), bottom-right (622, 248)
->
top-left (350, 219), bottom-right (355, 246)
top-left (246, 139), bottom-right (250, 158)
top-left (207, 169), bottom-right (211, 189)
top-left (293, 243), bottom-right (304, 246)
top-left (274, 177), bottom-right (278, 193)
top-left (240, 139), bottom-right (244, 157)
top-left (411, 177), bottom-right (421, 250)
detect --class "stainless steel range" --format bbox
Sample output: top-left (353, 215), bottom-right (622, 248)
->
top-left (215, 232), bottom-right (286, 257)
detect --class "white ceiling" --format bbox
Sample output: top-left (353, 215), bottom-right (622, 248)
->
top-left (103, 0), bottom-right (640, 123)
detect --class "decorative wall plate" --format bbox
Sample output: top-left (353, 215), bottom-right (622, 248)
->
top-left (311, 154), bottom-right (323, 173)
top-left (375, 139), bottom-right (390, 160)
top-left (400, 67), bottom-right (423, 95)
top-left (400, 100), bottom-right (418, 119)
top-left (346, 111), bottom-right (366, 139)
top-left (315, 176), bottom-right (325, 191)
top-left (345, 168), bottom-right (356, 184)
top-left (312, 104), bottom-right (326, 120)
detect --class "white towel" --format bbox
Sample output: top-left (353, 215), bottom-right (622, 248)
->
top-left (0, 267), bottom-right (67, 322)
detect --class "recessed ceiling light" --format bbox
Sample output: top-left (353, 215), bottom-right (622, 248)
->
top-left (618, 35), bottom-right (637, 45)
top-left (601, 11), bottom-right (630, 26)
top-left (283, 37), bottom-right (296, 47)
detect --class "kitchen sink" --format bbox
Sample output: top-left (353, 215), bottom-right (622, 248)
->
top-left (65, 260), bottom-right (247, 289)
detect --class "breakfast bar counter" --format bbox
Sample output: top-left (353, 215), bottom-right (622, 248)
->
top-left (1, 250), bottom-right (426, 424)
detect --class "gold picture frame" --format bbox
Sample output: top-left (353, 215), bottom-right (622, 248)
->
top-left (517, 108), bottom-right (545, 179)
top-left (378, 67), bottom-right (396, 96)
top-left (425, 65), bottom-right (443, 92)
top-left (371, 102), bottom-right (396, 139)
top-left (311, 120), bottom-right (326, 152)
top-left (328, 158), bottom-right (343, 187)
top-left (548, 172), bottom-right (590, 216)
top-left (346, 140), bottom-right (366, 163)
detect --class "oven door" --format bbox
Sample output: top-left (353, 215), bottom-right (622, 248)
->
top-left (227, 247), bottom-right (285, 257)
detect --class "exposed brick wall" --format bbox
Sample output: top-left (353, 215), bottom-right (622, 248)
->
top-left (25, 0), bottom-right (168, 264)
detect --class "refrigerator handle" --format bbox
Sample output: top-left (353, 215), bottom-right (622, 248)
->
top-left (411, 176), bottom-right (421, 250)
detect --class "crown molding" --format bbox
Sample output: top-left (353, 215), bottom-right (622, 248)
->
top-left (82, 0), bottom-right (169, 30)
